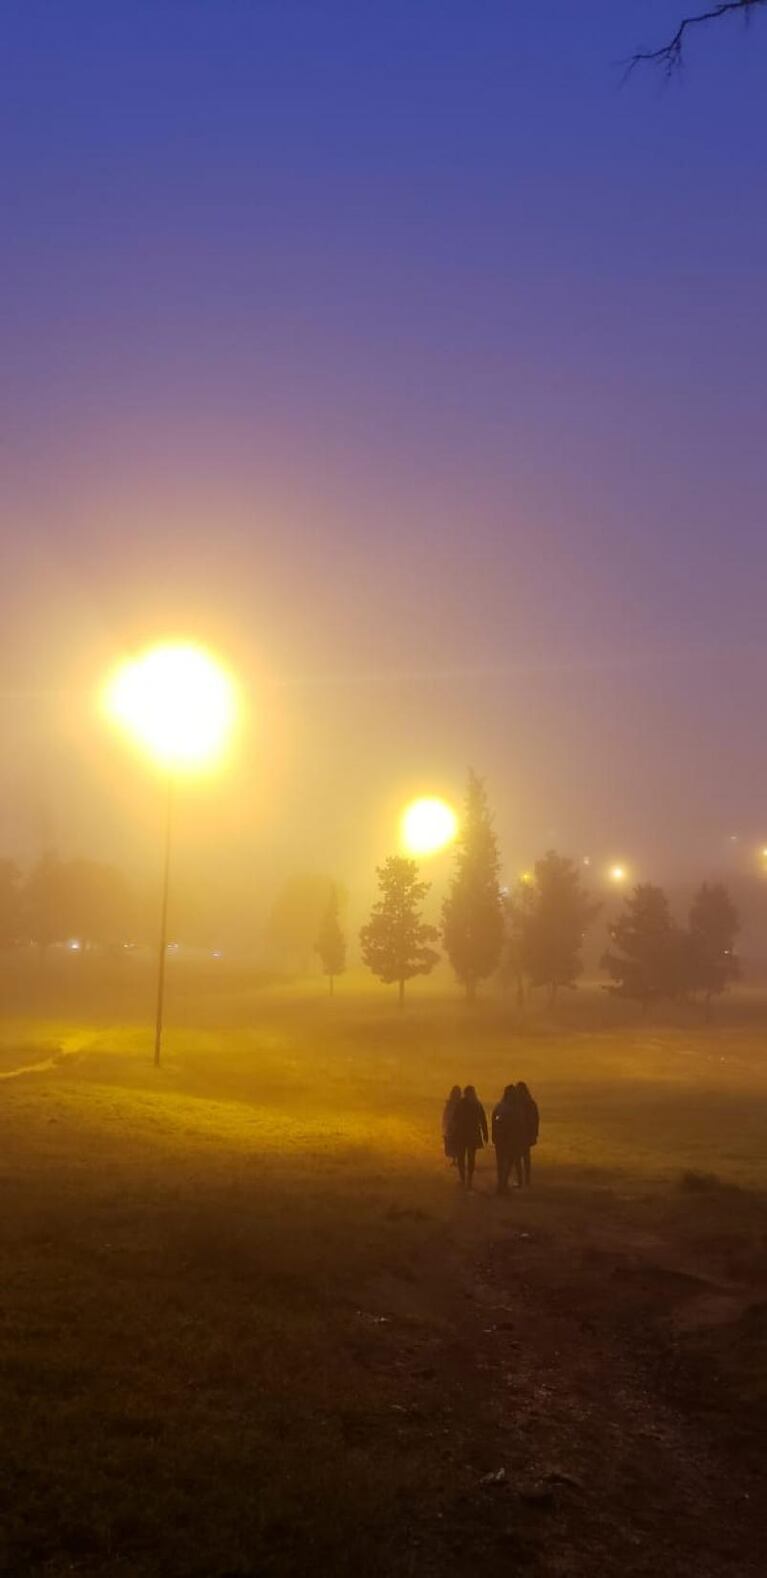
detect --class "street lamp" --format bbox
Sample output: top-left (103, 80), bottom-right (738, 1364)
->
top-left (104, 641), bottom-right (237, 1066)
top-left (401, 796), bottom-right (458, 857)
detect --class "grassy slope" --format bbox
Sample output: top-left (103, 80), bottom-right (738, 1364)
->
top-left (0, 984), bottom-right (765, 1575)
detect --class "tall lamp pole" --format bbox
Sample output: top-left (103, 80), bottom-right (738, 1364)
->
top-left (154, 775), bottom-right (174, 1068)
top-left (103, 641), bottom-right (238, 1067)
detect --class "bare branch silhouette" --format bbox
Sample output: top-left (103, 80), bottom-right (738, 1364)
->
top-left (627, 0), bottom-right (765, 76)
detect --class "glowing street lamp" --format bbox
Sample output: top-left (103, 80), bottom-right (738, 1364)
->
top-left (609, 863), bottom-right (627, 884)
top-left (104, 642), bottom-right (237, 1066)
top-left (401, 796), bottom-right (458, 858)
top-left (105, 643), bottom-right (236, 770)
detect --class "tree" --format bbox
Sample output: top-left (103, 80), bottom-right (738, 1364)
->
top-left (315, 885), bottom-right (346, 995)
top-left (629, 1), bottom-right (764, 75)
top-left (360, 856), bottom-right (439, 1006)
top-left (500, 878), bottom-right (536, 1007)
top-left (442, 771), bottom-right (504, 1002)
top-left (23, 852), bottom-right (134, 954)
top-left (63, 859), bottom-right (134, 949)
top-left (24, 851), bottom-right (69, 954)
top-left (520, 852), bottom-right (600, 1005)
top-left (267, 874), bottom-right (341, 973)
top-left (0, 860), bottom-right (21, 949)
top-left (602, 883), bottom-right (683, 1009)
top-left (688, 881), bottom-right (740, 1013)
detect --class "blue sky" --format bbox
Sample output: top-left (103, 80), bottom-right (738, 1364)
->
top-left (1, 1), bottom-right (766, 896)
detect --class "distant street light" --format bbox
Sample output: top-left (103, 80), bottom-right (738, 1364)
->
top-left (104, 641), bottom-right (238, 1066)
top-left (401, 796), bottom-right (458, 857)
top-left (609, 864), bottom-right (627, 884)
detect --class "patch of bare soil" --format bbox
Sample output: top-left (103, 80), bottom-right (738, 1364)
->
top-left (356, 1188), bottom-right (766, 1576)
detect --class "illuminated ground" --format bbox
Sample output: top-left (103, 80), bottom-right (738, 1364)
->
top-left (0, 981), bottom-right (765, 1575)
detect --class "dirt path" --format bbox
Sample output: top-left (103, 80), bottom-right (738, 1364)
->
top-left (470, 1224), bottom-right (762, 1575)
top-left (0, 1033), bottom-right (102, 1081)
top-left (0, 1051), bottom-right (67, 1080)
top-left (360, 1187), bottom-right (766, 1576)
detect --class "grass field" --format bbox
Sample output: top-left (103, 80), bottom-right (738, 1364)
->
top-left (0, 978), bottom-right (765, 1575)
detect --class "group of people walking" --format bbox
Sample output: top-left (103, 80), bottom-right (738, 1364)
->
top-left (442, 1082), bottom-right (539, 1194)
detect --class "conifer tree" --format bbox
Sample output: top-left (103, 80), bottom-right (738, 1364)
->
top-left (315, 884), bottom-right (346, 995)
top-left (500, 877), bottom-right (535, 1007)
top-left (521, 851), bottom-right (600, 1004)
top-left (442, 770), bottom-right (504, 1002)
top-left (360, 856), bottom-right (439, 1006)
top-left (688, 881), bottom-right (740, 1013)
top-left (601, 883), bottom-right (679, 1009)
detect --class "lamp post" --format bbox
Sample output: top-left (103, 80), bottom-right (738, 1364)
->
top-left (104, 641), bottom-right (237, 1067)
top-left (153, 773), bottom-right (174, 1067)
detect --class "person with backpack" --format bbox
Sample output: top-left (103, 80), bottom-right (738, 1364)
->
top-left (515, 1081), bottom-right (540, 1187)
top-left (491, 1084), bottom-right (525, 1196)
top-left (450, 1085), bottom-right (488, 1189)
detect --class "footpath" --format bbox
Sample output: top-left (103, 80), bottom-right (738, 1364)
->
top-left (356, 1179), bottom-right (766, 1576)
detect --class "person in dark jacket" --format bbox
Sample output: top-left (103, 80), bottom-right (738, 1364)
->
top-left (515, 1081), bottom-right (540, 1187)
top-left (442, 1085), bottom-right (462, 1164)
top-left (491, 1084), bottom-right (526, 1195)
top-left (450, 1085), bottom-right (488, 1188)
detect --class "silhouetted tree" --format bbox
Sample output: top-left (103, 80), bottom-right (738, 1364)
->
top-left (500, 878), bottom-right (535, 1007)
top-left (628, 1), bottom-right (764, 75)
top-left (360, 856), bottom-right (439, 1006)
top-left (315, 884), bottom-right (346, 995)
top-left (24, 851), bottom-right (69, 954)
top-left (64, 859), bottom-right (134, 950)
top-left (24, 852), bottom-right (134, 954)
top-left (0, 860), bottom-right (21, 949)
top-left (521, 852), bottom-right (600, 1005)
top-left (602, 883), bottom-right (682, 1009)
top-left (442, 770), bottom-right (504, 1002)
top-left (688, 881), bottom-right (740, 1013)
top-left (267, 874), bottom-right (340, 973)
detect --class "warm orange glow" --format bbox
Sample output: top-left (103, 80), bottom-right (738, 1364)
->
top-left (401, 796), bottom-right (458, 857)
top-left (104, 642), bottom-right (237, 770)
top-left (609, 863), bottom-right (627, 883)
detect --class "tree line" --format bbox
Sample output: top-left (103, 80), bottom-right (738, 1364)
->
top-left (315, 770), bottom-right (740, 1011)
top-left (0, 852), bottom-right (135, 954)
top-left (0, 782), bottom-right (743, 1014)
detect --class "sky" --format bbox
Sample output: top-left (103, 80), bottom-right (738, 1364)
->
top-left (1, 0), bottom-right (767, 926)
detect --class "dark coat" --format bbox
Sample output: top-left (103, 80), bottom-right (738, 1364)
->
top-left (442, 1092), bottom-right (461, 1155)
top-left (491, 1095), bottom-right (526, 1154)
top-left (517, 1092), bottom-right (539, 1147)
top-left (450, 1095), bottom-right (488, 1151)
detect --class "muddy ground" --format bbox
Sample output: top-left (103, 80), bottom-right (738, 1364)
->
top-left (356, 1171), bottom-right (766, 1576)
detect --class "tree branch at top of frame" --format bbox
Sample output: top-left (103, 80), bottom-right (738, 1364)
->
top-left (626, 0), bottom-right (765, 77)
